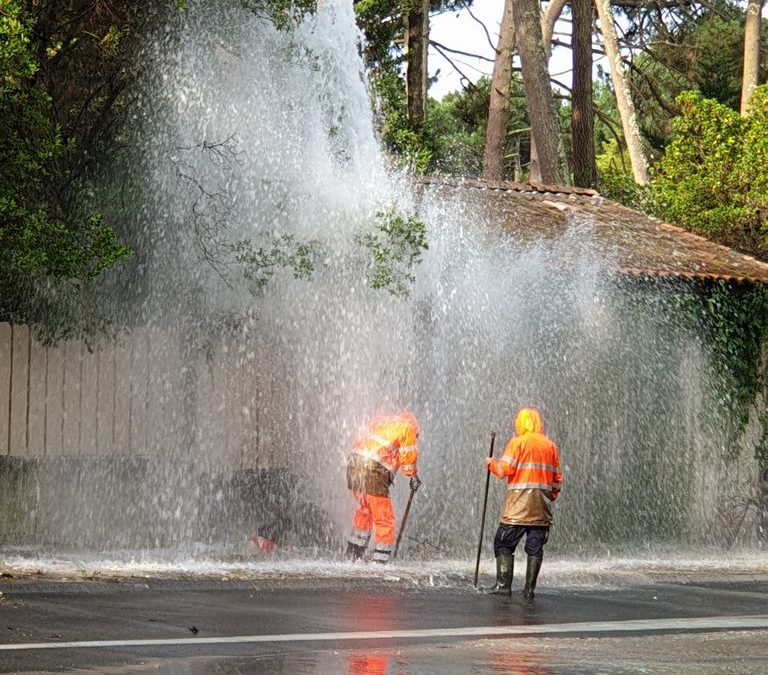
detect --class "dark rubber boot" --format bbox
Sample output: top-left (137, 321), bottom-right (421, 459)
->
top-left (523, 555), bottom-right (543, 600)
top-left (346, 542), bottom-right (365, 561)
top-left (479, 554), bottom-right (514, 596)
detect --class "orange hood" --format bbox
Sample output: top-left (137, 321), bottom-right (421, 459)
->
top-left (366, 411), bottom-right (420, 439)
top-left (515, 408), bottom-right (542, 436)
top-left (396, 411), bottom-right (420, 437)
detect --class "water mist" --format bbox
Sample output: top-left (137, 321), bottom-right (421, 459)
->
top-left (2, 0), bottom-right (764, 580)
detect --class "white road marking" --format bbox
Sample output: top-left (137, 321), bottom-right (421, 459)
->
top-left (2, 614), bottom-right (768, 651)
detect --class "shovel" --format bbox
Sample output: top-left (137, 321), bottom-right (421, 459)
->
top-left (473, 432), bottom-right (496, 588)
top-left (392, 487), bottom-right (417, 559)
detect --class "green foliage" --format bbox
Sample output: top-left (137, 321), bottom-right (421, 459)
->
top-left (372, 74), bottom-right (530, 178)
top-left (595, 140), bottom-right (648, 209)
top-left (0, 1), bottom-right (131, 340)
top-left (0, 2), bottom-right (36, 89)
top-left (641, 281), bottom-right (768, 471)
top-left (695, 284), bottom-right (768, 455)
top-left (592, 76), bottom-right (622, 149)
top-left (240, 0), bottom-right (318, 30)
top-left (630, 11), bottom-right (748, 150)
top-left (650, 88), bottom-right (768, 258)
top-left (233, 235), bottom-right (318, 294)
top-left (677, 13), bottom-right (745, 110)
top-left (354, 1), bottom-right (468, 73)
top-left (370, 69), bottom-right (432, 173)
top-left (425, 81), bottom-right (493, 177)
top-left (589, 7), bottom-right (763, 196)
top-left (354, 0), bottom-right (403, 72)
top-left (613, 280), bottom-right (768, 537)
top-left (358, 208), bottom-right (428, 297)
top-left (589, 77), bottom-right (654, 207)
top-left (357, 0), bottom-right (495, 177)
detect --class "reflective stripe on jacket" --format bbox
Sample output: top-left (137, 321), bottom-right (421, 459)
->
top-left (488, 410), bottom-right (562, 526)
top-left (348, 414), bottom-right (419, 478)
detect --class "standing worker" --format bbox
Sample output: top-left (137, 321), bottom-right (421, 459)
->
top-left (481, 407), bottom-right (562, 599)
top-left (346, 411), bottom-right (422, 563)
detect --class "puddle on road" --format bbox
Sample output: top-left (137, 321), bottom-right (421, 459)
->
top-left (53, 631), bottom-right (768, 675)
top-left (1, 549), bottom-right (767, 589)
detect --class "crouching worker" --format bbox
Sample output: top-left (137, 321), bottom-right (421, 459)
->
top-left (481, 407), bottom-right (562, 599)
top-left (346, 412), bottom-right (422, 564)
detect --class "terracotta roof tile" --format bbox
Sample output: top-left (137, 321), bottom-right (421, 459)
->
top-left (415, 177), bottom-right (768, 285)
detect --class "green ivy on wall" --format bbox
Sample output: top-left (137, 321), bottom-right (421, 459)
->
top-left (613, 278), bottom-right (768, 539)
top-left (658, 281), bottom-right (768, 462)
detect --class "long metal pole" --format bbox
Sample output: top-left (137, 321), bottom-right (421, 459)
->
top-left (393, 488), bottom-right (416, 559)
top-left (473, 432), bottom-right (496, 588)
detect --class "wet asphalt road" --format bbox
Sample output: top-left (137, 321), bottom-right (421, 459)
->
top-left (1, 574), bottom-right (767, 673)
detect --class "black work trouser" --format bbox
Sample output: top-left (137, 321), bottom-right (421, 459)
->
top-left (493, 523), bottom-right (549, 558)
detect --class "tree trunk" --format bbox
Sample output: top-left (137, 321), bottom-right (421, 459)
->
top-left (482, 0), bottom-right (516, 181)
top-left (541, 0), bottom-right (568, 55)
top-left (513, 136), bottom-right (523, 181)
top-left (594, 0), bottom-right (649, 185)
top-left (571, 0), bottom-right (596, 187)
top-left (741, 0), bottom-right (763, 115)
top-left (511, 0), bottom-right (563, 184)
top-left (405, 0), bottom-right (429, 127)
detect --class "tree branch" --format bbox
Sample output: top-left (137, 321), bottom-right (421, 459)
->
top-left (460, 0), bottom-right (498, 53)
top-left (428, 39), bottom-right (495, 63)
top-left (430, 42), bottom-right (481, 92)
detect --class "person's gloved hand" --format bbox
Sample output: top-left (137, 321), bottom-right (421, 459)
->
top-left (409, 475), bottom-right (422, 492)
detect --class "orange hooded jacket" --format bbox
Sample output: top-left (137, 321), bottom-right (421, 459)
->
top-left (488, 408), bottom-right (562, 526)
top-left (347, 412), bottom-right (419, 497)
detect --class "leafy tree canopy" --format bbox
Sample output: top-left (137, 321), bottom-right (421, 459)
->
top-left (0, 0), bottom-right (132, 342)
top-left (355, 0), bottom-right (469, 73)
top-left (374, 73), bottom-right (531, 178)
top-left (650, 87), bottom-right (768, 259)
top-left (630, 5), bottom-right (759, 151)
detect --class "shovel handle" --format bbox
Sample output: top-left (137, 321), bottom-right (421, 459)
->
top-left (473, 432), bottom-right (496, 588)
top-left (393, 487), bottom-right (416, 559)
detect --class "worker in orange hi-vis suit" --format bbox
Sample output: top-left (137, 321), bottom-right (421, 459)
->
top-left (346, 412), bottom-right (422, 563)
top-left (481, 407), bottom-right (562, 599)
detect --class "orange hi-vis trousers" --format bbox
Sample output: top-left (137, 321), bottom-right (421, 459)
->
top-left (348, 492), bottom-right (396, 561)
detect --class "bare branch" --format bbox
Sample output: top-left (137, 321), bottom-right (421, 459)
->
top-left (431, 42), bottom-right (483, 92)
top-left (178, 134), bottom-right (244, 168)
top-left (541, 0), bottom-right (568, 51)
top-left (460, 0), bottom-right (498, 53)
top-left (626, 61), bottom-right (679, 117)
top-left (429, 39), bottom-right (496, 63)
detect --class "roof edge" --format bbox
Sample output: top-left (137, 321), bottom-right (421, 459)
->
top-left (414, 175), bottom-right (600, 197)
top-left (412, 175), bottom-right (768, 286)
top-left (603, 200), bottom-right (768, 276)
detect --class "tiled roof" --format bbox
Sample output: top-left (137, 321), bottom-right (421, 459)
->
top-left (415, 177), bottom-right (768, 285)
